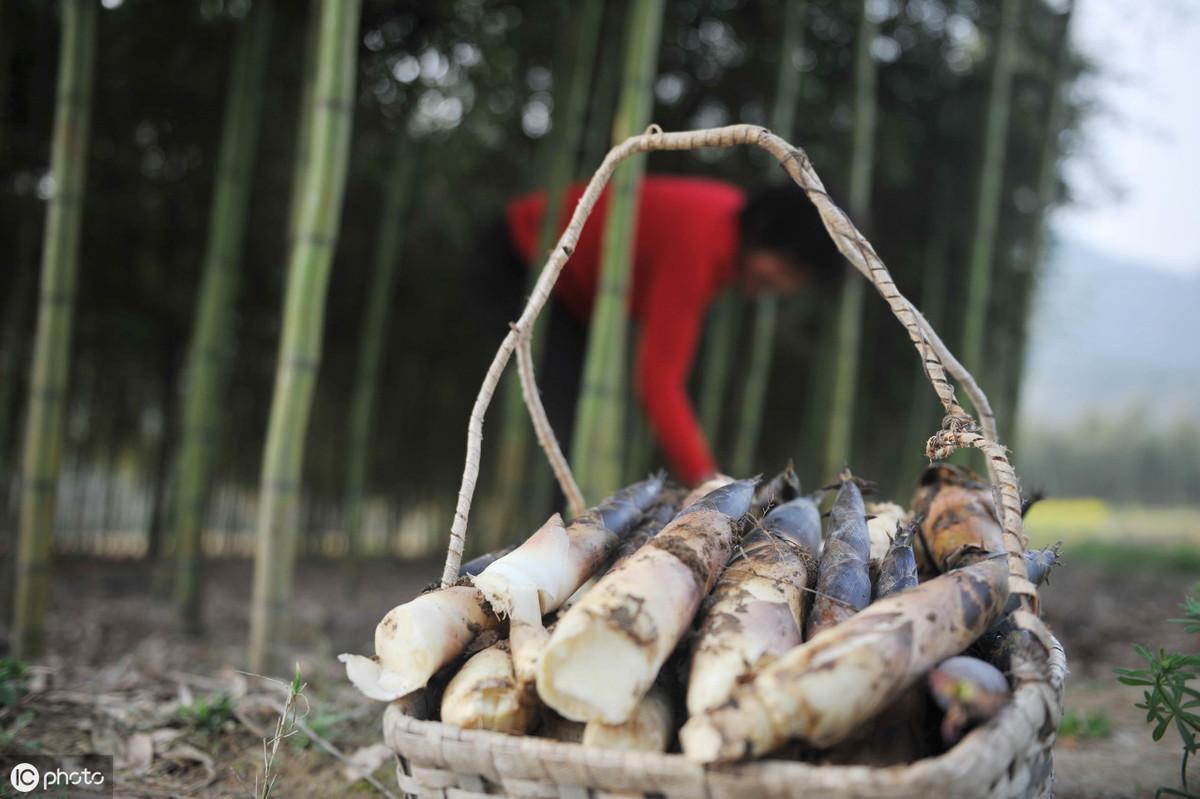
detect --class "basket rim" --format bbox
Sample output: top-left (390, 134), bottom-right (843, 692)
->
top-left (383, 635), bottom-right (1065, 796)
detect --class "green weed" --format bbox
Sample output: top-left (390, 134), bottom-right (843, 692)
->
top-left (1116, 594), bottom-right (1200, 798)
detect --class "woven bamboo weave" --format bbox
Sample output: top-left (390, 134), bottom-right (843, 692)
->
top-left (383, 125), bottom-right (1065, 798)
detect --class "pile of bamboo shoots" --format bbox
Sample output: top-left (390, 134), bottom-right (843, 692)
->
top-left (342, 463), bottom-right (1058, 766)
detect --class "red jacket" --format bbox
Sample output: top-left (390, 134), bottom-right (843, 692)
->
top-left (506, 176), bottom-right (744, 484)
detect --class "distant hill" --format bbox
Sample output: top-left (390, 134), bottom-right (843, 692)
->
top-left (1018, 237), bottom-right (1200, 427)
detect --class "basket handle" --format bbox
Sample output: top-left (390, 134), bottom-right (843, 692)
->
top-left (438, 125), bottom-right (1039, 628)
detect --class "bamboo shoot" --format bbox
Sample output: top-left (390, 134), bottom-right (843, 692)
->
top-left (537, 479), bottom-right (755, 723)
top-left (341, 585), bottom-right (497, 701)
top-left (806, 471), bottom-right (871, 639)
top-left (873, 521), bottom-right (918, 599)
top-left (680, 557), bottom-right (1010, 761)
top-left (582, 681), bottom-right (675, 751)
top-left (440, 641), bottom-right (538, 734)
top-left (686, 496), bottom-right (820, 716)
top-left (472, 476), bottom-right (664, 686)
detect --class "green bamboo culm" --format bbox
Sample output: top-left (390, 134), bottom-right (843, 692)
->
top-left (622, 334), bottom-right (654, 482)
top-left (820, 0), bottom-right (878, 480)
top-left (247, 0), bottom-right (360, 673)
top-left (999, 0), bottom-right (1073, 444)
top-left (11, 0), bottom-right (98, 659)
top-left (343, 148), bottom-right (413, 566)
top-left (484, 0), bottom-right (603, 546)
top-left (286, 0), bottom-right (321, 247)
top-left (172, 0), bottom-right (274, 631)
top-left (570, 0), bottom-right (665, 503)
top-left (960, 0), bottom-right (1020, 378)
top-left (696, 291), bottom-right (741, 452)
top-left (579, 3), bottom-right (626, 175)
top-left (730, 0), bottom-right (807, 478)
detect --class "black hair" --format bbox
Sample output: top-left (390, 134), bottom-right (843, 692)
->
top-left (738, 182), bottom-right (844, 288)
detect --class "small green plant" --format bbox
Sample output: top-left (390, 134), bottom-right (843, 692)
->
top-left (258, 664), bottom-right (307, 799)
top-left (176, 692), bottom-right (235, 734)
top-left (1116, 594), bottom-right (1200, 799)
top-left (0, 659), bottom-right (30, 708)
top-left (1058, 709), bottom-right (1112, 740)
top-left (0, 711), bottom-right (36, 748)
top-left (0, 660), bottom-right (35, 752)
top-left (289, 708), bottom-right (352, 754)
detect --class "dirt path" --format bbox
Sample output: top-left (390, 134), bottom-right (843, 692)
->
top-left (0, 555), bottom-right (1195, 797)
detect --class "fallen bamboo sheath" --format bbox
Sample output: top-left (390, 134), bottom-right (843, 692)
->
top-left (582, 680), bottom-right (676, 752)
top-left (679, 556), bottom-right (1010, 762)
top-left (806, 470), bottom-right (872, 640)
top-left (340, 584), bottom-right (498, 701)
top-left (440, 641), bottom-right (538, 734)
top-left (751, 462), bottom-right (801, 513)
top-left (472, 476), bottom-right (664, 686)
top-left (873, 521), bottom-right (918, 599)
top-left (686, 496), bottom-right (820, 716)
top-left (537, 479), bottom-right (756, 724)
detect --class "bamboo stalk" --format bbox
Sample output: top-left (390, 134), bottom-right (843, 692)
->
top-left (623, 364), bottom-right (654, 483)
top-left (731, 0), bottom-right (806, 477)
top-left (172, 0), bottom-right (274, 632)
top-left (11, 0), bottom-right (97, 659)
top-left (570, 0), bottom-right (665, 503)
top-left (579, 3), bottom-right (625, 174)
top-left (343, 147), bottom-right (413, 566)
top-left (286, 0), bottom-right (321, 248)
top-left (486, 0), bottom-right (603, 545)
top-left (247, 0), bottom-right (360, 672)
top-left (960, 0), bottom-right (1020, 376)
top-left (729, 295), bottom-right (776, 475)
top-left (821, 0), bottom-right (878, 479)
top-left (696, 290), bottom-right (741, 450)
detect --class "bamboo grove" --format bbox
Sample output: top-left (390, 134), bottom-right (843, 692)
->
top-left (0, 1), bottom-right (1089, 665)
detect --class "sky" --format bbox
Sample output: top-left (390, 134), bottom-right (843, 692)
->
top-left (1052, 0), bottom-right (1200, 276)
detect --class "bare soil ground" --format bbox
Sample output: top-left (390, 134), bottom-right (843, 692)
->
top-left (0, 554), bottom-right (1195, 797)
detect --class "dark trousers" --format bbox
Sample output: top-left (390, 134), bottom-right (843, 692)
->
top-left (467, 220), bottom-right (587, 477)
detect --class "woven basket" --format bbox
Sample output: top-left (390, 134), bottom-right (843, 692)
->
top-left (381, 125), bottom-right (1066, 799)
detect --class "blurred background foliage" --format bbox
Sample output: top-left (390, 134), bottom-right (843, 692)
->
top-left (5, 0), bottom-right (1185, 564)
